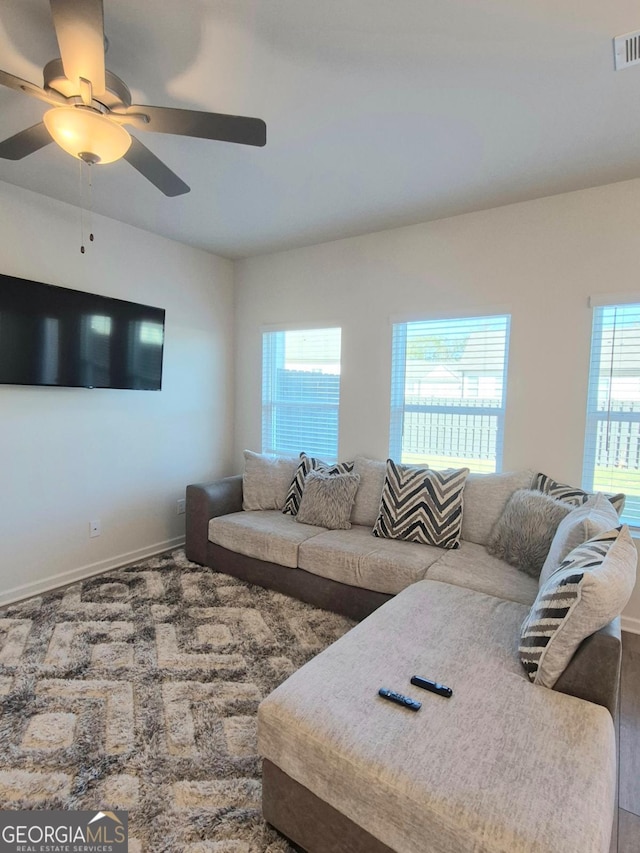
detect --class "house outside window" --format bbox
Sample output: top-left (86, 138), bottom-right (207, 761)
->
top-left (389, 314), bottom-right (511, 472)
top-left (262, 327), bottom-right (341, 460)
top-left (583, 301), bottom-right (640, 527)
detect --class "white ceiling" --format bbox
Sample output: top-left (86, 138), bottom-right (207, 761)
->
top-left (0, 1), bottom-right (640, 259)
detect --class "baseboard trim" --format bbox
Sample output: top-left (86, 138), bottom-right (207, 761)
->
top-left (0, 537), bottom-right (186, 607)
top-left (621, 615), bottom-right (640, 635)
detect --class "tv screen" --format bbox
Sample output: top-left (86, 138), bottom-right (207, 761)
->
top-left (0, 274), bottom-right (165, 390)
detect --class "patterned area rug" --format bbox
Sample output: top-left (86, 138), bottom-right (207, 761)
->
top-left (0, 550), bottom-right (355, 851)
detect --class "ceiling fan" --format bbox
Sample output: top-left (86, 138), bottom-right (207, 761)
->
top-left (0, 0), bottom-right (266, 196)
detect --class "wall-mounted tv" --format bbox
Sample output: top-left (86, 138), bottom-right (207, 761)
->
top-left (0, 274), bottom-right (165, 390)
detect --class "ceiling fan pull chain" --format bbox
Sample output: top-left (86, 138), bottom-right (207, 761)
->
top-left (79, 157), bottom-right (85, 254)
top-left (88, 164), bottom-right (94, 244)
top-left (77, 159), bottom-right (95, 253)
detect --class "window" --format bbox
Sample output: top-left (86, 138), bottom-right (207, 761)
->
top-left (389, 314), bottom-right (511, 472)
top-left (583, 302), bottom-right (640, 527)
top-left (262, 327), bottom-right (341, 460)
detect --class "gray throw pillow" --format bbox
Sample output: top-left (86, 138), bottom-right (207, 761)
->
top-left (486, 489), bottom-right (572, 578)
top-left (283, 453), bottom-right (354, 516)
top-left (296, 471), bottom-right (361, 529)
top-left (373, 460), bottom-right (469, 549)
top-left (520, 525), bottom-right (637, 687)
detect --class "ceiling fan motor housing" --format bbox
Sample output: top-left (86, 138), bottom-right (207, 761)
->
top-left (43, 58), bottom-right (131, 111)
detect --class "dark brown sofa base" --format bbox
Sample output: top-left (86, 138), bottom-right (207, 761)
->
top-left (206, 543), bottom-right (391, 623)
top-left (262, 759), bottom-right (394, 853)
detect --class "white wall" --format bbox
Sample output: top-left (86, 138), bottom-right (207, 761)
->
top-left (0, 181), bottom-right (235, 603)
top-left (234, 178), bottom-right (640, 629)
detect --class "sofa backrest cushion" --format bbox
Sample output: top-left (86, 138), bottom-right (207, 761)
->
top-left (461, 469), bottom-right (534, 546)
top-left (538, 492), bottom-right (620, 587)
top-left (242, 450), bottom-right (299, 511)
top-left (520, 525), bottom-right (637, 688)
top-left (351, 456), bottom-right (388, 527)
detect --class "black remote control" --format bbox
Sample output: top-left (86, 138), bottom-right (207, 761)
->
top-left (378, 687), bottom-right (421, 711)
top-left (410, 675), bottom-right (453, 698)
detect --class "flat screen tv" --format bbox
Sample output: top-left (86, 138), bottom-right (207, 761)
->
top-left (0, 273), bottom-right (165, 390)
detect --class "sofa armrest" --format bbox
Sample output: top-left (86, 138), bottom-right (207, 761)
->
top-left (553, 618), bottom-right (621, 717)
top-left (185, 476), bottom-right (243, 565)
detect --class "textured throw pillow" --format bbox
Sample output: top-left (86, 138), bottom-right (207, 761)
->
top-left (373, 460), bottom-right (469, 549)
top-left (486, 490), bottom-right (572, 578)
top-left (519, 525), bottom-right (637, 688)
top-left (283, 453), bottom-right (355, 516)
top-left (351, 456), bottom-right (390, 527)
top-left (538, 492), bottom-right (620, 588)
top-left (242, 450), bottom-right (299, 511)
top-left (296, 471), bottom-right (361, 529)
top-left (532, 472), bottom-right (625, 515)
top-left (461, 469), bottom-right (535, 546)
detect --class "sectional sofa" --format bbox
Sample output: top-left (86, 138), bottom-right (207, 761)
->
top-left (185, 453), bottom-right (637, 853)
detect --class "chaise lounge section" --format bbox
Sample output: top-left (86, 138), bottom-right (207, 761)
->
top-left (258, 578), bottom-right (617, 853)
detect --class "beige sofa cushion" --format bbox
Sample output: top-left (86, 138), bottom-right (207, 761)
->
top-left (426, 540), bottom-right (538, 605)
top-left (258, 579), bottom-right (615, 853)
top-left (461, 469), bottom-right (534, 546)
top-left (298, 524), bottom-right (442, 594)
top-left (208, 510), bottom-right (325, 568)
top-left (351, 456), bottom-right (387, 527)
top-left (242, 450), bottom-right (299, 511)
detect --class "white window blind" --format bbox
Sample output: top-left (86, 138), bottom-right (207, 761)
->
top-left (262, 327), bottom-right (341, 460)
top-left (583, 303), bottom-right (640, 527)
top-left (389, 314), bottom-right (510, 472)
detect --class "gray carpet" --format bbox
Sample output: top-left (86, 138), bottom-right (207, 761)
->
top-left (0, 550), bottom-right (355, 851)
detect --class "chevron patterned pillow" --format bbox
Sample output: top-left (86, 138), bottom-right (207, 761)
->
top-left (532, 472), bottom-right (625, 515)
top-left (519, 525), bottom-right (637, 687)
top-left (282, 452), bottom-right (355, 516)
top-left (373, 459), bottom-right (469, 549)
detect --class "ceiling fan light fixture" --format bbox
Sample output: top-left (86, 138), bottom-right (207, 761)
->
top-left (43, 106), bottom-right (131, 164)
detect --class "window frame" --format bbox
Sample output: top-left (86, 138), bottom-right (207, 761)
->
top-left (389, 312), bottom-right (511, 472)
top-left (261, 324), bottom-right (342, 460)
top-left (582, 299), bottom-right (640, 528)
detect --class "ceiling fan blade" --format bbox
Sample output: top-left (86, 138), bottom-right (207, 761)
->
top-left (124, 105), bottom-right (267, 147)
top-left (0, 69), bottom-right (67, 106)
top-left (123, 136), bottom-right (190, 197)
top-left (49, 0), bottom-right (106, 95)
top-left (0, 122), bottom-right (53, 160)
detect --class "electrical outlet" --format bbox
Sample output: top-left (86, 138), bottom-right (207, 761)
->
top-left (90, 519), bottom-right (101, 538)
top-left (177, 499), bottom-right (186, 515)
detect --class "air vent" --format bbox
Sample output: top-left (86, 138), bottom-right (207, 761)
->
top-left (614, 31), bottom-right (640, 70)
